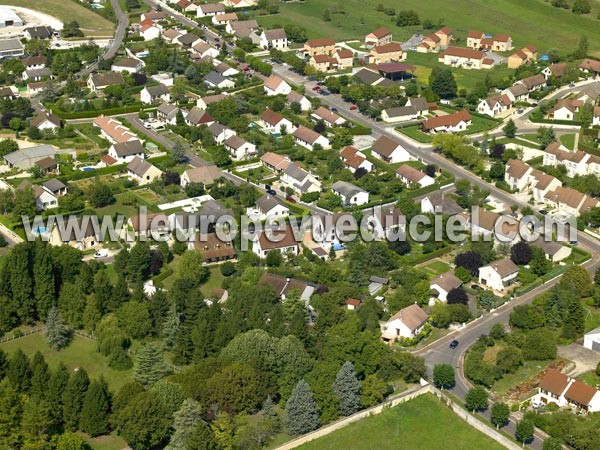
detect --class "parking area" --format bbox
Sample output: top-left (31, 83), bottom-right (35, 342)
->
top-left (558, 343), bottom-right (600, 376)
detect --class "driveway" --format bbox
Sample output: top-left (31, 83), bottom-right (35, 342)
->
top-left (401, 34), bottom-right (423, 51)
top-left (558, 343), bottom-right (600, 376)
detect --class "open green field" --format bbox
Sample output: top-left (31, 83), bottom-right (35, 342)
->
top-left (559, 133), bottom-right (577, 150)
top-left (420, 260), bottom-right (451, 277)
top-left (2, 0), bottom-right (114, 37)
top-left (0, 333), bottom-right (133, 391)
top-left (296, 394), bottom-right (506, 450)
top-left (81, 432), bottom-right (128, 450)
top-left (258, 0), bottom-right (600, 56)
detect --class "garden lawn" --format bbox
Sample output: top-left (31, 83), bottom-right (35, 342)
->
top-left (80, 432), bottom-right (128, 450)
top-left (460, 116), bottom-right (501, 135)
top-left (1, 0), bottom-right (114, 36)
top-left (296, 394), bottom-right (506, 450)
top-left (0, 333), bottom-right (133, 391)
top-left (256, 0), bottom-right (600, 56)
top-left (492, 359), bottom-right (560, 398)
top-left (395, 125), bottom-right (433, 143)
top-left (420, 260), bottom-right (451, 277)
top-left (559, 133), bottom-right (576, 150)
top-left (577, 370), bottom-right (600, 389)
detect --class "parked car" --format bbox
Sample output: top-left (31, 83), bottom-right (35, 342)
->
top-left (94, 249), bottom-right (108, 259)
top-left (570, 241), bottom-right (578, 246)
top-left (286, 195), bottom-right (297, 203)
top-left (331, 107), bottom-right (338, 112)
top-left (449, 340), bottom-right (459, 349)
top-left (350, 105), bottom-right (358, 110)
top-left (267, 188), bottom-right (277, 196)
top-left (321, 90), bottom-right (331, 96)
top-left (312, 86), bottom-right (320, 91)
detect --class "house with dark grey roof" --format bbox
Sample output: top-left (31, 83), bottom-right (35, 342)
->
top-left (331, 181), bottom-right (369, 206)
top-left (23, 26), bottom-right (53, 40)
top-left (111, 57), bottom-right (143, 73)
top-left (87, 72), bottom-right (125, 94)
top-left (42, 178), bottom-right (67, 196)
top-left (22, 67), bottom-right (51, 82)
top-left (204, 71), bottom-right (235, 90)
top-left (207, 122), bottom-right (236, 144)
top-left (371, 135), bottom-right (410, 163)
top-left (185, 106), bottom-right (216, 127)
top-left (30, 111), bottom-right (61, 132)
top-left (157, 103), bottom-right (180, 124)
top-left (0, 39), bottom-right (23, 59)
top-left (281, 163), bottom-right (321, 195)
top-left (108, 140), bottom-right (145, 164)
top-left (224, 135), bottom-right (256, 160)
top-left (127, 156), bottom-right (163, 185)
top-left (140, 84), bottom-right (170, 104)
top-left (381, 105), bottom-right (418, 123)
top-left (3, 144), bottom-right (55, 170)
top-left (247, 194), bottom-right (289, 220)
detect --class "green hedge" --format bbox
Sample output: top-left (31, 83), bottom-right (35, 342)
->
top-left (408, 246), bottom-right (452, 265)
top-left (51, 105), bottom-right (157, 120)
top-left (529, 116), bottom-right (583, 126)
top-left (513, 279), bottom-right (543, 297)
top-left (348, 126), bottom-right (372, 135)
top-left (152, 268), bottom-right (174, 289)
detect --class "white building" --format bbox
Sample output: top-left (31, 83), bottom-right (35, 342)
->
top-left (380, 304), bottom-right (429, 342)
top-left (478, 258), bottom-right (519, 292)
top-left (429, 271), bottom-right (462, 303)
top-left (252, 225), bottom-right (299, 258)
top-left (331, 181), bottom-right (369, 206)
top-left (263, 75), bottom-right (292, 96)
top-left (140, 84), bottom-right (170, 104)
top-left (293, 126), bottom-right (330, 150)
top-left (339, 146), bottom-right (373, 174)
top-left (258, 110), bottom-right (296, 135)
top-left (370, 135), bottom-right (411, 164)
top-left (108, 140), bottom-right (146, 164)
top-left (246, 194), bottom-right (289, 221)
top-left (584, 327), bottom-right (600, 352)
top-left (224, 135), bottom-right (256, 160)
top-left (259, 28), bottom-right (288, 50)
top-left (533, 369), bottom-right (600, 413)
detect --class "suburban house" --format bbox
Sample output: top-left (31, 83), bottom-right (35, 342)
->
top-left (422, 110), bottom-right (472, 133)
top-left (191, 41), bottom-right (219, 59)
top-left (395, 164), bottom-right (435, 188)
top-left (0, 38), bottom-right (24, 59)
top-left (93, 116), bottom-right (138, 144)
top-left (263, 75), bottom-right (292, 96)
top-left (207, 122), bottom-right (236, 145)
top-left (293, 126), bottom-right (330, 150)
top-left (141, 10), bottom-right (167, 21)
top-left (531, 169), bottom-right (562, 202)
top-left (362, 206), bottom-right (405, 241)
top-left (533, 240), bottom-right (572, 263)
top-left (516, 74), bottom-right (547, 92)
top-left (334, 49), bottom-right (353, 69)
top-left (224, 135), bottom-right (256, 160)
top-left (258, 273), bottom-right (315, 302)
top-left (542, 62), bottom-right (568, 80)
top-left (212, 13), bottom-right (238, 26)
top-left (253, 224), bottom-right (300, 258)
top-left (503, 84), bottom-right (530, 103)
top-left (406, 97), bottom-right (430, 116)
top-left (259, 28), bottom-right (288, 50)
top-left (381, 106), bottom-right (419, 123)
top-left (140, 84), bottom-right (170, 104)
top-left (22, 68), bottom-right (51, 82)
top-left (543, 142), bottom-right (600, 178)
top-left (247, 194), bottom-right (289, 221)
top-left (368, 43), bottom-right (404, 64)
top-left (365, 27), bottom-right (392, 48)
top-left (215, 63), bottom-right (240, 78)
top-left (438, 47), bottom-right (490, 70)
top-left (24, 56), bottom-right (46, 71)
top-left (308, 54), bottom-right (339, 73)
top-left (32, 184), bottom-right (58, 210)
top-left (260, 152), bottom-right (291, 173)
top-left (176, 0), bottom-right (198, 13)
top-left (30, 111), bottom-right (61, 132)
top-left (339, 146), bottom-right (373, 174)
top-left (584, 327), bottom-right (600, 352)
top-left (311, 106), bottom-right (346, 127)
top-left (157, 103), bottom-right (180, 125)
top-left (35, 157), bottom-right (60, 176)
top-left (287, 91), bottom-right (312, 111)
top-left (507, 45), bottom-right (538, 69)
top-left (87, 72), bottom-right (124, 94)
top-left (185, 107), bottom-right (216, 127)
top-left (417, 27), bottom-right (452, 53)
top-left (197, 3), bottom-right (225, 17)
top-left (548, 99), bottom-right (583, 121)
top-left (467, 33), bottom-right (513, 51)
top-left (471, 209), bottom-right (520, 245)
top-left (42, 179), bottom-right (67, 197)
top-left (23, 26), bottom-right (52, 40)
top-left (576, 83), bottom-right (600, 103)
top-left (533, 369), bottom-right (600, 413)
top-left (127, 157), bottom-right (163, 185)
top-left (180, 165), bottom-right (222, 188)
top-left (139, 20), bottom-right (161, 41)
top-left (204, 71), bottom-right (235, 89)
top-left (478, 258), bottom-right (519, 292)
top-left (162, 29), bottom-right (183, 43)
top-left (281, 163), bottom-right (321, 195)
top-left (108, 140), bottom-right (145, 164)
top-left (193, 232), bottom-right (237, 264)
top-left (430, 271), bottom-right (463, 303)
top-left (259, 109), bottom-right (296, 135)
top-left (477, 94), bottom-right (512, 117)
top-left (129, 213), bottom-right (170, 240)
top-left (370, 135), bottom-right (411, 163)
top-left (579, 58), bottom-right (600, 78)
top-left (544, 186), bottom-right (599, 217)
top-left (346, 298), bottom-right (361, 311)
top-left (380, 304), bottom-right (429, 342)
top-left (505, 159), bottom-right (534, 192)
top-left (331, 181), bottom-right (369, 206)
top-left (421, 191), bottom-right (464, 215)
top-left (197, 93), bottom-right (227, 110)
top-left (49, 217), bottom-right (101, 250)
top-left (302, 37), bottom-right (336, 57)
top-left (111, 57), bottom-right (143, 73)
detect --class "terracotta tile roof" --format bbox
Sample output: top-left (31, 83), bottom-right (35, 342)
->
top-left (264, 75), bottom-right (286, 91)
top-left (340, 146), bottom-right (359, 159)
top-left (346, 298), bottom-right (361, 308)
top-left (422, 110), bottom-right (471, 130)
top-left (260, 109), bottom-right (285, 126)
top-left (368, 27), bottom-right (390, 38)
top-left (539, 369), bottom-right (570, 397)
top-left (260, 152), bottom-right (291, 170)
top-left (371, 43), bottom-right (402, 54)
top-left (194, 232), bottom-right (236, 260)
top-left (395, 164), bottom-right (427, 183)
top-left (436, 27), bottom-right (452, 36)
top-left (305, 37), bottom-right (335, 48)
top-left (467, 30), bottom-right (484, 39)
top-left (336, 48), bottom-right (353, 59)
top-left (579, 58), bottom-right (600, 73)
top-left (313, 106), bottom-right (342, 124)
top-left (442, 46), bottom-right (485, 60)
top-left (257, 224), bottom-right (298, 251)
top-left (93, 116), bottom-right (136, 143)
top-left (564, 380), bottom-right (598, 406)
top-left (493, 34), bottom-right (511, 43)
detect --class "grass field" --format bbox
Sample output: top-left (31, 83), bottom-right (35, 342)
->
top-left (257, 0), bottom-right (600, 56)
top-left (577, 370), bottom-right (600, 389)
top-left (421, 260), bottom-right (451, 277)
top-left (296, 394), bottom-right (506, 450)
top-left (2, 0), bottom-right (114, 37)
top-left (0, 333), bottom-right (133, 391)
top-left (559, 133), bottom-right (577, 150)
top-left (81, 432), bottom-right (128, 450)
top-left (396, 125), bottom-right (434, 143)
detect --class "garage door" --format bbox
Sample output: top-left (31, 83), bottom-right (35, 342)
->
top-left (593, 340), bottom-right (600, 352)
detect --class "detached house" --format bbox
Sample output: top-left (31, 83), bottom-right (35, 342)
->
top-left (212, 13), bottom-right (238, 26)
top-left (303, 38), bottom-right (336, 57)
top-left (503, 84), bottom-right (530, 103)
top-left (430, 272), bottom-right (463, 303)
top-left (140, 84), bottom-right (170, 104)
top-left (542, 62), bottom-right (568, 80)
top-left (477, 94), bottom-right (512, 117)
top-left (533, 369), bottom-right (600, 413)
top-left (531, 169), bottom-right (562, 203)
top-left (127, 157), bottom-right (163, 185)
top-left (395, 164), bottom-right (435, 188)
top-left (23, 56), bottom-right (46, 70)
top-left (381, 106), bottom-right (419, 123)
top-left (259, 110), bottom-right (296, 135)
top-left (197, 3), bottom-right (225, 17)
top-left (380, 304), bottom-right (429, 342)
top-left (281, 163), bottom-right (321, 195)
top-left (139, 20), bottom-right (161, 41)
top-left (287, 91), bottom-right (311, 112)
top-left (365, 28), bottom-right (392, 48)
top-left (339, 146), bottom-right (373, 174)
top-left (193, 232), bottom-right (236, 264)
top-left (180, 165), bottom-right (222, 187)
top-left (417, 27), bottom-right (452, 53)
top-left (185, 107), bottom-right (215, 127)
top-left (93, 116), bottom-right (138, 144)
top-left (87, 72), bottom-right (124, 94)
top-left (30, 111), bottom-right (61, 133)
top-left (224, 135), bottom-right (256, 160)
top-left (438, 47), bottom-right (488, 70)
top-left (422, 110), bottom-right (472, 133)
top-left (260, 152), bottom-right (291, 173)
top-left (331, 181), bottom-right (369, 206)
top-left (204, 71), bottom-right (235, 90)
top-left (478, 258), bottom-right (519, 292)
top-left (207, 122), bottom-right (236, 145)
top-left (311, 107), bottom-right (346, 127)
top-left (548, 99), bottom-right (583, 121)
top-left (293, 126), bottom-right (330, 150)
top-left (579, 58), bottom-right (600, 78)
top-left (247, 194), bottom-right (289, 221)
top-left (111, 57), bottom-right (143, 73)
top-left (505, 159), bottom-right (534, 192)
top-left (263, 75), bottom-right (292, 96)
top-left (253, 224), bottom-right (300, 258)
top-left (157, 103), bottom-right (180, 125)
top-left (371, 135), bottom-right (410, 163)
top-left (108, 140), bottom-right (145, 164)
top-left (516, 74), bottom-right (547, 92)
top-left (368, 43), bottom-right (404, 64)
top-left (259, 28), bottom-right (288, 50)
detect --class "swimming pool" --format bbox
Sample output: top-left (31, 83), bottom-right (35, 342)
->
top-left (33, 226), bottom-right (49, 234)
top-left (81, 166), bottom-right (95, 171)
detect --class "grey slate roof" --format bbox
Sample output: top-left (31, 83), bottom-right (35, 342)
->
top-left (284, 163), bottom-right (308, 182)
top-left (256, 194), bottom-right (284, 213)
top-left (145, 84), bottom-right (169, 96)
top-left (332, 180), bottom-right (365, 198)
top-left (204, 71), bottom-right (229, 87)
top-left (3, 144), bottom-right (54, 166)
top-left (112, 140), bottom-right (144, 157)
top-left (127, 156), bottom-right (153, 177)
top-left (42, 178), bottom-right (66, 193)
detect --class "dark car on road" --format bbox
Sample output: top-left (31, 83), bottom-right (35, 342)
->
top-left (449, 340), bottom-right (459, 349)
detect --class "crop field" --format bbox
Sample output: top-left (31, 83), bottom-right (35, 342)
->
top-left (257, 0), bottom-right (600, 56)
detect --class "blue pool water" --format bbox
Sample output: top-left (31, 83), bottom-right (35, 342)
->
top-left (332, 243), bottom-right (345, 251)
top-left (33, 226), bottom-right (48, 234)
top-left (81, 167), bottom-right (95, 171)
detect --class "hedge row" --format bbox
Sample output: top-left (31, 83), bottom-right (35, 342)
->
top-left (52, 105), bottom-right (157, 120)
top-left (408, 246), bottom-right (452, 265)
